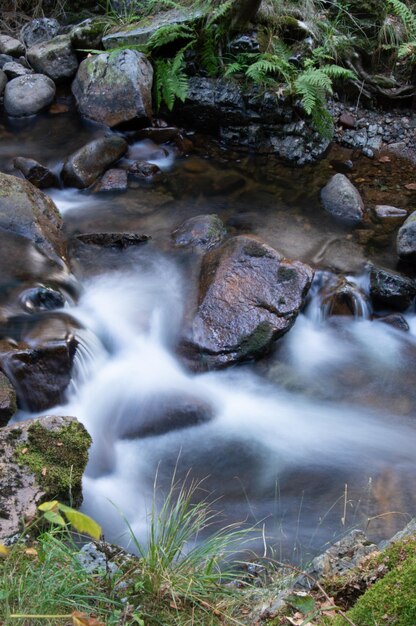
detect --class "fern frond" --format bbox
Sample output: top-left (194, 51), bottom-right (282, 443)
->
top-left (224, 61), bottom-right (243, 76)
top-left (153, 48), bottom-right (189, 111)
top-left (146, 23), bottom-right (196, 52)
top-left (387, 0), bottom-right (416, 38)
top-left (320, 64), bottom-right (356, 80)
top-left (200, 29), bottom-right (221, 76)
top-left (206, 0), bottom-right (236, 26)
top-left (245, 54), bottom-right (293, 84)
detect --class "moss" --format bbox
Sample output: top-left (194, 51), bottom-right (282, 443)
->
top-left (15, 420), bottom-right (91, 507)
top-left (239, 321), bottom-right (274, 357)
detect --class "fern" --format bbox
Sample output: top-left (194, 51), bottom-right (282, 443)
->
top-left (200, 28), bottom-right (221, 76)
top-left (294, 68), bottom-right (337, 139)
top-left (206, 0), bottom-right (236, 26)
top-left (154, 48), bottom-right (189, 111)
top-left (387, 0), bottom-right (416, 38)
top-left (245, 52), bottom-right (294, 85)
top-left (146, 23), bottom-right (196, 52)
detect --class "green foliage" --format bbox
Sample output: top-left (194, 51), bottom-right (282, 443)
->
top-left (38, 501), bottom-right (102, 540)
top-left (387, 0), bottom-right (416, 38)
top-left (154, 48), bottom-right (189, 110)
top-left (146, 22), bottom-right (196, 51)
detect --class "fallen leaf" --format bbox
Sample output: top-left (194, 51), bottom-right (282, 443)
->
top-left (21, 448), bottom-right (28, 455)
top-left (56, 442), bottom-right (63, 446)
top-left (72, 611), bottom-right (105, 626)
top-left (404, 183), bottom-right (416, 190)
top-left (378, 156), bottom-right (391, 163)
top-left (0, 543), bottom-right (9, 557)
top-left (41, 467), bottom-right (47, 476)
top-left (355, 178), bottom-right (367, 183)
top-left (25, 547), bottom-right (38, 557)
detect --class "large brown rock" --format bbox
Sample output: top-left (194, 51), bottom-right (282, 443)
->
top-left (181, 235), bottom-right (314, 368)
top-left (0, 416), bottom-right (91, 540)
top-left (0, 172), bottom-right (66, 265)
top-left (61, 136), bottom-right (128, 189)
top-left (72, 49), bottom-right (153, 128)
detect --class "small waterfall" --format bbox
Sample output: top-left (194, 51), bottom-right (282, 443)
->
top-left (307, 271), bottom-right (371, 323)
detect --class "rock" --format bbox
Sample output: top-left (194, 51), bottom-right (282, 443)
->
top-left (0, 69), bottom-right (6, 95)
top-left (380, 518), bottom-right (416, 547)
top-left (369, 266), bottom-right (416, 311)
top-left (397, 211), bottom-right (416, 262)
top-left (72, 49), bottom-right (153, 128)
top-left (319, 276), bottom-right (369, 317)
top-left (374, 205), bottom-right (407, 232)
top-left (19, 286), bottom-right (65, 312)
top-left (120, 393), bottom-right (214, 439)
top-left (94, 168), bottom-right (128, 192)
top-left (172, 214), bottom-right (227, 250)
top-left (61, 135), bottom-right (128, 189)
top-left (27, 35), bottom-right (78, 83)
top-left (4, 74), bottom-right (56, 117)
top-left (70, 18), bottom-right (104, 50)
top-left (77, 542), bottom-right (118, 576)
top-left (339, 111), bottom-right (356, 129)
top-left (0, 172), bottom-right (66, 265)
top-left (102, 7), bottom-right (203, 49)
top-left (228, 31), bottom-right (261, 54)
top-left (375, 313), bottom-right (410, 332)
top-left (75, 232), bottom-right (150, 247)
top-left (21, 18), bottom-right (60, 48)
top-left (0, 416), bottom-right (91, 540)
top-left (127, 160), bottom-right (162, 178)
top-left (0, 35), bottom-right (25, 58)
top-left (320, 173), bottom-right (364, 224)
top-left (0, 54), bottom-right (13, 68)
top-left (0, 371), bottom-right (17, 427)
top-left (2, 61), bottom-right (33, 79)
top-left (131, 126), bottom-right (180, 143)
top-left (13, 157), bottom-right (57, 189)
top-left (181, 235), bottom-right (314, 368)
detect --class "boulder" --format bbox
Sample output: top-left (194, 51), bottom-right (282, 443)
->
top-left (370, 266), bottom-right (416, 311)
top-left (2, 61), bottom-right (33, 79)
top-left (13, 157), bottom-right (57, 189)
top-left (181, 235), bottom-right (314, 368)
top-left (0, 69), bottom-right (6, 95)
top-left (172, 214), bottom-right (227, 250)
top-left (320, 173), bottom-right (364, 224)
top-left (0, 416), bottom-right (91, 540)
top-left (0, 35), bottom-right (25, 58)
top-left (61, 135), bottom-right (128, 189)
top-left (375, 313), bottom-right (410, 332)
top-left (72, 49), bottom-right (153, 128)
top-left (21, 18), bottom-right (60, 48)
top-left (397, 211), bottom-right (416, 262)
top-left (127, 160), bottom-right (162, 178)
top-left (0, 371), bottom-right (17, 427)
top-left (27, 34), bottom-right (78, 83)
top-left (374, 205), bottom-right (407, 233)
top-left (0, 172), bottom-right (66, 265)
top-left (70, 18), bottom-right (105, 50)
top-left (4, 74), bottom-right (56, 117)
top-left (0, 54), bottom-right (13, 68)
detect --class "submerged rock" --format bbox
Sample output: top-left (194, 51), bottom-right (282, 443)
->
top-left (75, 232), bottom-right (150, 247)
top-left (27, 34), bottom-right (78, 83)
top-left (397, 211), bottom-right (416, 262)
top-left (4, 74), bottom-right (56, 117)
top-left (21, 18), bottom-right (60, 48)
top-left (370, 266), bottom-right (416, 311)
top-left (62, 136), bottom-right (128, 189)
top-left (181, 235), bottom-right (313, 368)
top-left (94, 168), bottom-right (128, 192)
top-left (320, 173), bottom-right (364, 224)
top-left (127, 160), bottom-right (162, 178)
top-left (0, 371), bottom-right (17, 427)
top-left (375, 313), bottom-right (410, 332)
top-left (172, 214), bottom-right (227, 251)
top-left (19, 286), bottom-right (65, 312)
top-left (0, 416), bottom-right (91, 540)
top-left (72, 49), bottom-right (153, 128)
top-left (13, 156), bottom-right (57, 189)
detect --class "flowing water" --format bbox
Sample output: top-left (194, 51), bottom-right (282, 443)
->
top-left (1, 109), bottom-right (416, 562)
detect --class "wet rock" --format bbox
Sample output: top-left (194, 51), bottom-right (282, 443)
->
top-left (228, 31), bottom-right (261, 54)
top-left (120, 393), bottom-right (214, 439)
top-left (0, 416), bottom-right (91, 540)
top-left (370, 266), bottom-right (416, 311)
top-left (321, 173), bottom-right (364, 224)
top-left (397, 211), bottom-right (416, 262)
top-left (374, 205), bottom-right (407, 232)
top-left (72, 49), bottom-right (153, 128)
top-left (0, 54), bottom-right (13, 68)
top-left (102, 7), bottom-right (203, 49)
top-left (127, 160), bottom-right (162, 178)
top-left (0, 172), bottom-right (66, 265)
top-left (94, 168), bottom-right (128, 192)
top-left (19, 286), bottom-right (65, 312)
top-left (0, 35), bottom-right (25, 58)
top-left (319, 276), bottom-right (369, 318)
top-left (2, 61), bottom-right (33, 79)
top-left (172, 214), bottom-right (227, 250)
top-left (13, 157), bottom-right (57, 189)
top-left (62, 135), bottom-right (128, 189)
top-left (75, 232), bottom-right (150, 247)
top-left (375, 313), bottom-right (410, 332)
top-left (0, 69), bottom-right (6, 95)
top-left (0, 371), bottom-right (17, 427)
top-left (4, 74), bottom-right (56, 117)
top-left (21, 18), bottom-right (60, 48)
top-left (132, 126), bottom-right (180, 143)
top-left (181, 235), bottom-right (314, 368)
top-left (339, 111), bottom-right (356, 129)
top-left (27, 35), bottom-right (78, 83)
top-left (70, 18), bottom-right (104, 50)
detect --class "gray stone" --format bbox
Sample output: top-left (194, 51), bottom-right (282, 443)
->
top-left (94, 168), bottom-right (128, 192)
top-left (70, 18), bottom-right (105, 50)
top-left (2, 61), bottom-right (33, 79)
top-left (380, 518), bottom-right (416, 548)
top-left (27, 35), bottom-right (78, 83)
top-left (0, 69), bottom-right (6, 95)
top-left (321, 173), bottom-right (364, 224)
top-left (0, 35), bottom-right (25, 58)
top-left (62, 135), bottom-right (128, 189)
top-left (0, 54), bottom-right (13, 68)
top-left (375, 205), bottom-right (407, 223)
top-left (77, 542), bottom-right (118, 575)
top-left (75, 232), bottom-right (150, 247)
top-left (13, 156), bottom-right (57, 189)
top-left (0, 372), bottom-right (17, 427)
top-left (72, 49), bottom-right (153, 128)
top-left (21, 18), bottom-right (60, 48)
top-left (397, 211), bottom-right (416, 262)
top-left (181, 235), bottom-right (314, 369)
top-left (370, 266), bottom-right (416, 311)
top-left (172, 214), bottom-right (227, 250)
top-left (4, 74), bottom-right (56, 117)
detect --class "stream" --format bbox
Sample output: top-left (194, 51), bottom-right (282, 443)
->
top-left (1, 109), bottom-right (416, 564)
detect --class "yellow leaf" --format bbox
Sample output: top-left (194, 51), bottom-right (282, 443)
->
top-left (25, 547), bottom-right (38, 557)
top-left (38, 500), bottom-right (59, 512)
top-left (72, 611), bottom-right (105, 626)
top-left (41, 467), bottom-right (48, 476)
top-left (59, 506), bottom-right (102, 540)
top-left (0, 543), bottom-right (9, 557)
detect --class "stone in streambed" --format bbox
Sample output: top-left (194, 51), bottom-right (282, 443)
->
top-left (0, 35), bottom-right (25, 58)
top-left (4, 74), bottom-right (56, 117)
top-left (75, 232), bottom-right (150, 247)
top-left (374, 205), bottom-right (407, 232)
top-left (21, 18), bottom-right (60, 48)
top-left (19, 286), bottom-right (65, 313)
top-left (397, 211), bottom-right (416, 263)
top-left (172, 214), bottom-right (227, 251)
top-left (0, 416), bottom-right (91, 540)
top-left (72, 49), bottom-right (153, 128)
top-left (14, 156), bottom-right (58, 189)
top-left (0, 70), bottom-right (7, 96)
top-left (370, 266), bottom-right (416, 311)
top-left (319, 275), bottom-right (369, 317)
top-left (181, 235), bottom-right (314, 369)
top-left (127, 160), bottom-right (161, 178)
top-left (320, 173), bottom-right (364, 224)
top-left (375, 313), bottom-right (410, 332)
top-left (0, 371), bottom-right (17, 427)
top-left (93, 168), bottom-right (128, 192)
top-left (2, 61), bottom-right (33, 79)
top-left (27, 34), bottom-right (78, 83)
top-left (62, 136), bottom-right (128, 189)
